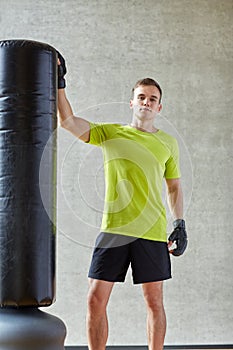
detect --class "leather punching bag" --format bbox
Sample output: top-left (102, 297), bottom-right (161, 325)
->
top-left (0, 40), bottom-right (66, 350)
top-left (0, 39), bottom-right (57, 307)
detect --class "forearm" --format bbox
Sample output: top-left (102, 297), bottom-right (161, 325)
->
top-left (57, 89), bottom-right (90, 142)
top-left (166, 182), bottom-right (183, 220)
top-left (166, 180), bottom-right (187, 256)
top-left (58, 89), bottom-right (74, 126)
top-left (56, 53), bottom-right (90, 141)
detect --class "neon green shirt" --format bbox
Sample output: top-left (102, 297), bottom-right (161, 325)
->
top-left (88, 123), bottom-right (181, 242)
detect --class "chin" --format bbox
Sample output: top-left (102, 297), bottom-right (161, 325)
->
top-left (136, 112), bottom-right (153, 121)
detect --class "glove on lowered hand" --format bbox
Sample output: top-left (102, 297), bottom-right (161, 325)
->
top-left (57, 50), bottom-right (67, 89)
top-left (168, 219), bottom-right (188, 256)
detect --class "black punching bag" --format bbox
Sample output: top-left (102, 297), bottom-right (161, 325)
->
top-left (0, 40), bottom-right (66, 349)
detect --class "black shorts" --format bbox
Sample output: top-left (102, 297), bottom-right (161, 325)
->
top-left (88, 232), bottom-right (171, 284)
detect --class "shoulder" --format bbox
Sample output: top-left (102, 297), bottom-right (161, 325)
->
top-left (157, 129), bottom-right (179, 147)
top-left (156, 130), bottom-right (179, 155)
top-left (157, 129), bottom-right (177, 143)
top-left (88, 122), bottom-right (125, 144)
top-left (90, 122), bottom-right (125, 135)
top-left (90, 122), bottom-right (123, 129)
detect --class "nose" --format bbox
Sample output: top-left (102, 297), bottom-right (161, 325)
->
top-left (143, 98), bottom-right (150, 106)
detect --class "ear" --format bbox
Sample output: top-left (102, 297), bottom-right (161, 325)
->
top-left (129, 99), bottom-right (134, 109)
top-left (158, 103), bottom-right (162, 112)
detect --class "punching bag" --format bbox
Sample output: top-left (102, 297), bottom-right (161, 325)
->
top-left (0, 39), bottom-right (56, 307)
top-left (0, 40), bottom-right (66, 349)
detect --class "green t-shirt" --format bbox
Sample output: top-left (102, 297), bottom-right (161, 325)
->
top-left (88, 123), bottom-right (181, 242)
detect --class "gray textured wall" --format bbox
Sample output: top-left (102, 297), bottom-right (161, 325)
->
top-left (1, 0), bottom-right (233, 346)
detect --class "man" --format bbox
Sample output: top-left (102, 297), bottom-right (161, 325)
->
top-left (57, 52), bottom-right (187, 350)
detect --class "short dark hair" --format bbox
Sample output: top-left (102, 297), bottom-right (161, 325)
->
top-left (132, 78), bottom-right (162, 103)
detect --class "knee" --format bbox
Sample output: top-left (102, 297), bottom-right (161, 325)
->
top-left (143, 282), bottom-right (164, 313)
top-left (87, 290), bottom-right (107, 315)
top-left (144, 294), bottom-right (164, 314)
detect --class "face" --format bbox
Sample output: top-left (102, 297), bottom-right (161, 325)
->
top-left (130, 85), bottom-right (162, 121)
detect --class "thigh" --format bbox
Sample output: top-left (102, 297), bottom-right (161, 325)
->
top-left (88, 233), bottom-right (131, 283)
top-left (130, 239), bottom-right (171, 284)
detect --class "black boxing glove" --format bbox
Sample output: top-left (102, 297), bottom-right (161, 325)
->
top-left (168, 219), bottom-right (188, 256)
top-left (56, 50), bottom-right (67, 89)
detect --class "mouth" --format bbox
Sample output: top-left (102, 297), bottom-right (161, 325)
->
top-left (139, 107), bottom-right (152, 112)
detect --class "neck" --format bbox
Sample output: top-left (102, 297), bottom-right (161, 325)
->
top-left (130, 118), bottom-right (158, 133)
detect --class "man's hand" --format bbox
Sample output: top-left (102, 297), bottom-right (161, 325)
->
top-left (57, 50), bottom-right (67, 89)
top-left (168, 219), bottom-right (187, 256)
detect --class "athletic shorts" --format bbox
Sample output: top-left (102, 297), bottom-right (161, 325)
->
top-left (88, 232), bottom-right (171, 284)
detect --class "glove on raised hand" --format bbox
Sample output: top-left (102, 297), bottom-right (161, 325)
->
top-left (168, 219), bottom-right (188, 256)
top-left (57, 50), bottom-right (67, 89)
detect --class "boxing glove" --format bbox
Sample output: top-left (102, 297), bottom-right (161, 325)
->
top-left (168, 219), bottom-right (188, 256)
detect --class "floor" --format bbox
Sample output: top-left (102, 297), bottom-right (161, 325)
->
top-left (65, 346), bottom-right (233, 350)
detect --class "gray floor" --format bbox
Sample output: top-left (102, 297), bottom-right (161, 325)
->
top-left (65, 348), bottom-right (143, 350)
top-left (65, 346), bottom-right (233, 350)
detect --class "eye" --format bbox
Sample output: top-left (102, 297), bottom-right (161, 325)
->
top-left (137, 95), bottom-right (145, 101)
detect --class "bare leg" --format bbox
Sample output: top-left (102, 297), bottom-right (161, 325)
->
top-left (86, 278), bottom-right (114, 350)
top-left (142, 281), bottom-right (166, 350)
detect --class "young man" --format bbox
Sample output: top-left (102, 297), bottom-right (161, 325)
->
top-left (57, 52), bottom-right (187, 350)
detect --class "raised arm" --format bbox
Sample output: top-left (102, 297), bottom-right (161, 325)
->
top-left (57, 51), bottom-right (90, 142)
top-left (58, 89), bottom-right (90, 142)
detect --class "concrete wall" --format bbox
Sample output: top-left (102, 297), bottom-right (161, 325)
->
top-left (1, 0), bottom-right (233, 346)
